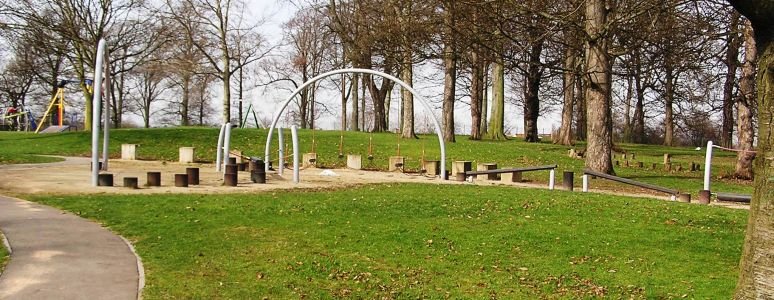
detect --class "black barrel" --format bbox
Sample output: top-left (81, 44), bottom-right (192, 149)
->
top-left (186, 167), bottom-right (200, 185)
top-left (225, 164), bottom-right (239, 175)
top-left (251, 170), bottom-right (266, 183)
top-left (227, 157), bottom-right (237, 165)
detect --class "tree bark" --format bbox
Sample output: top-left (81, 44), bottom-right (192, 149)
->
top-left (583, 0), bottom-right (614, 174)
top-left (723, 11), bottom-right (742, 148)
top-left (556, 45), bottom-right (576, 145)
top-left (729, 1), bottom-right (774, 298)
top-left (735, 20), bottom-right (757, 180)
top-left (351, 73), bottom-right (359, 131)
top-left (341, 73), bottom-right (347, 130)
top-left (663, 65), bottom-right (675, 146)
top-left (622, 75), bottom-right (634, 142)
top-left (400, 52), bottom-right (415, 138)
top-left (575, 73), bottom-right (587, 141)
top-left (469, 51), bottom-right (484, 140)
top-left (441, 2), bottom-right (457, 143)
top-left (632, 52), bottom-right (646, 144)
top-left (442, 43), bottom-right (457, 143)
top-left (485, 55), bottom-right (507, 140)
top-left (181, 74), bottom-right (191, 126)
top-left (523, 38), bottom-right (544, 143)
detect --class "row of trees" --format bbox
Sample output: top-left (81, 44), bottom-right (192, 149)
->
top-left (0, 0), bottom-right (267, 129)
top-left (0, 0), bottom-right (759, 179)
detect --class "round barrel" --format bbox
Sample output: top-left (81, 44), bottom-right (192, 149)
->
top-left (147, 172), bottom-right (161, 186)
top-left (186, 167), bottom-right (200, 185)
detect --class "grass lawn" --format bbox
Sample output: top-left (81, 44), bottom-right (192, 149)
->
top-left (0, 128), bottom-right (753, 196)
top-left (32, 183), bottom-right (747, 299)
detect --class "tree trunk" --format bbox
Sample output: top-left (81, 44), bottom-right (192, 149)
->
top-left (632, 54), bottom-right (646, 144)
top-left (442, 43), bottom-right (457, 142)
top-left (351, 73), bottom-right (359, 131)
top-left (730, 1), bottom-right (774, 297)
top-left (622, 75), bottom-right (634, 143)
top-left (182, 74), bottom-right (191, 126)
top-left (222, 60), bottom-right (231, 124)
top-left (485, 55), bottom-right (507, 140)
top-left (663, 66), bottom-right (675, 146)
top-left (735, 20), bottom-right (757, 180)
top-left (523, 38), bottom-right (544, 142)
top-left (366, 72), bottom-right (391, 132)
top-left (556, 45), bottom-right (576, 145)
top-left (341, 73), bottom-right (347, 130)
top-left (470, 51), bottom-right (484, 140)
top-left (584, 0), bottom-right (614, 174)
top-left (575, 74), bottom-right (587, 141)
top-left (723, 11), bottom-right (742, 148)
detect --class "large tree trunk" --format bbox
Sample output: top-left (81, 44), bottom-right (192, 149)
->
top-left (632, 54), bottom-right (646, 144)
top-left (181, 74), bottom-right (191, 126)
top-left (584, 0), bottom-right (614, 174)
top-left (663, 66), bottom-right (675, 146)
top-left (730, 1), bottom-right (774, 298)
top-left (523, 38), bottom-right (544, 142)
top-left (480, 64), bottom-right (489, 136)
top-left (722, 11), bottom-right (742, 148)
top-left (441, 2), bottom-right (457, 143)
top-left (469, 51), bottom-right (484, 140)
top-left (622, 75), bottom-right (634, 142)
top-left (556, 45), bottom-right (576, 145)
top-left (400, 52), bottom-right (416, 138)
top-left (442, 43), bottom-right (457, 143)
top-left (341, 73), bottom-right (347, 130)
top-left (735, 20), bottom-right (757, 180)
top-left (575, 74), bottom-right (587, 141)
top-left (485, 55), bottom-right (507, 140)
top-left (350, 74), bottom-right (359, 131)
top-left (222, 59), bottom-right (231, 124)
top-left (366, 71), bottom-right (392, 132)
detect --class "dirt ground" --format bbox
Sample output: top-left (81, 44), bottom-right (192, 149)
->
top-left (0, 156), bottom-right (748, 210)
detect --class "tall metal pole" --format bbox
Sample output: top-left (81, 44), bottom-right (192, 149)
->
top-left (102, 50), bottom-right (111, 171)
top-left (91, 39), bottom-right (106, 186)
top-left (278, 127), bottom-right (284, 176)
top-left (216, 123), bottom-right (226, 171)
top-left (291, 125), bottom-right (299, 184)
top-left (703, 140), bottom-right (714, 191)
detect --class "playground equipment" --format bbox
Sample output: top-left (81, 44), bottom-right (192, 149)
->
top-left (36, 80), bottom-right (73, 133)
top-left (1, 106), bottom-right (36, 131)
top-left (264, 68), bottom-right (447, 182)
top-left (700, 140), bottom-right (754, 203)
top-left (91, 39), bottom-right (113, 186)
top-left (215, 123), bottom-right (233, 173)
top-left (582, 169), bottom-right (689, 201)
top-left (239, 103), bottom-right (260, 128)
top-left (464, 164), bottom-right (557, 190)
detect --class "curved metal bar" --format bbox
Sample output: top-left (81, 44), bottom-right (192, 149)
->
top-left (264, 68), bottom-right (447, 179)
top-left (216, 123), bottom-right (226, 171)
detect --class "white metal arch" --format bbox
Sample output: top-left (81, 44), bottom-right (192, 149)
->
top-left (264, 68), bottom-right (447, 180)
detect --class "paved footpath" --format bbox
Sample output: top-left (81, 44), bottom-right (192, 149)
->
top-left (0, 195), bottom-right (141, 299)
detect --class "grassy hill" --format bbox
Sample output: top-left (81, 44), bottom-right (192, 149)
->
top-left (0, 127), bottom-right (752, 195)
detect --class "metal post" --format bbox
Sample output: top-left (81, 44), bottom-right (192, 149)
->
top-left (101, 50), bottom-right (111, 171)
top-left (223, 122), bottom-right (232, 173)
top-left (278, 127), bottom-right (284, 176)
top-left (91, 39), bottom-right (106, 187)
top-left (548, 169), bottom-right (555, 190)
top-left (703, 140), bottom-right (713, 191)
top-left (216, 123), bottom-right (226, 171)
top-left (582, 174), bottom-right (589, 192)
top-left (291, 125), bottom-right (300, 184)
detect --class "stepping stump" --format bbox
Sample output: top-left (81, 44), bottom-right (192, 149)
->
top-left (123, 177), bottom-right (138, 189)
top-left (175, 174), bottom-right (189, 187)
top-left (303, 153), bottom-right (317, 168)
top-left (501, 171), bottom-right (523, 183)
top-left (97, 173), bottom-right (114, 187)
top-left (389, 156), bottom-right (405, 172)
top-left (179, 147), bottom-right (196, 163)
top-left (186, 167), bottom-right (200, 185)
top-left (147, 172), bottom-right (161, 187)
top-left (422, 160), bottom-right (440, 176)
top-left (121, 144), bottom-right (138, 160)
top-left (477, 163), bottom-right (498, 181)
top-left (347, 155), bottom-right (362, 170)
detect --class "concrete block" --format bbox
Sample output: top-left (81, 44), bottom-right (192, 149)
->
top-left (423, 160), bottom-right (440, 176)
top-left (121, 144), bottom-right (138, 160)
top-left (501, 171), bottom-right (522, 183)
top-left (389, 156), bottom-right (405, 172)
top-left (477, 163), bottom-right (498, 181)
top-left (347, 154), bottom-right (362, 170)
top-left (179, 147), bottom-right (196, 163)
top-left (303, 153), bottom-right (317, 168)
top-left (452, 161), bottom-right (472, 176)
top-left (233, 150), bottom-right (243, 163)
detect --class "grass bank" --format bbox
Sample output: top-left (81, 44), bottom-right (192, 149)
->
top-left (32, 183), bottom-right (747, 299)
top-left (0, 231), bottom-right (8, 274)
top-left (0, 128), bottom-right (752, 195)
